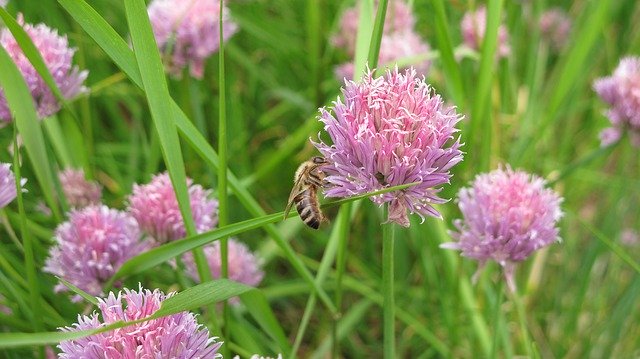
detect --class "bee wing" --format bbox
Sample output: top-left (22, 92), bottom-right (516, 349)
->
top-left (284, 175), bottom-right (305, 219)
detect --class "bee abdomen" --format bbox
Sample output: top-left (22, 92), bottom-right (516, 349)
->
top-left (294, 189), bottom-right (324, 230)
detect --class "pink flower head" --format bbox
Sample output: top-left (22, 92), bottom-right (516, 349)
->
top-left (0, 0), bottom-right (7, 8)
top-left (58, 286), bottom-right (222, 358)
top-left (335, 30), bottom-right (431, 80)
top-left (441, 167), bottom-right (563, 291)
top-left (460, 6), bottom-right (511, 58)
top-left (0, 163), bottom-right (25, 209)
top-left (593, 56), bottom-right (640, 147)
top-left (332, 0), bottom-right (416, 56)
top-left (58, 168), bottom-right (102, 208)
top-left (44, 206), bottom-right (149, 299)
top-left (127, 172), bottom-right (218, 243)
top-left (539, 8), bottom-right (572, 51)
top-left (148, 0), bottom-right (238, 79)
top-left (0, 15), bottom-right (87, 123)
top-left (314, 67), bottom-right (464, 227)
top-left (183, 238), bottom-right (264, 292)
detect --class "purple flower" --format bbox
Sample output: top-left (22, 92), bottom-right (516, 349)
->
top-left (44, 205), bottom-right (149, 299)
top-left (593, 56), bottom-right (640, 147)
top-left (183, 238), bottom-right (264, 290)
top-left (0, 163), bottom-right (25, 209)
top-left (58, 168), bottom-right (102, 208)
top-left (148, 0), bottom-right (238, 79)
top-left (58, 286), bottom-right (222, 358)
top-left (0, 15), bottom-right (87, 123)
top-left (332, 0), bottom-right (416, 57)
top-left (127, 172), bottom-right (218, 243)
top-left (460, 6), bottom-right (511, 59)
top-left (335, 30), bottom-right (431, 80)
top-left (441, 167), bottom-right (563, 291)
top-left (314, 67), bottom-right (464, 227)
top-left (620, 229), bottom-right (639, 247)
top-left (539, 8), bottom-right (572, 51)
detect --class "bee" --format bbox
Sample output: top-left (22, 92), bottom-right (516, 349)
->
top-left (284, 156), bottom-right (328, 229)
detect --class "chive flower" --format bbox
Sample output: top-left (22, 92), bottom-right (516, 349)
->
top-left (147, 0), bottom-right (238, 79)
top-left (127, 172), bottom-right (218, 243)
top-left (460, 6), bottom-right (511, 58)
top-left (58, 168), bottom-right (102, 208)
top-left (44, 205), bottom-right (149, 299)
top-left (183, 238), bottom-right (264, 290)
top-left (313, 67), bottom-right (464, 227)
top-left (58, 286), bottom-right (223, 358)
top-left (0, 163), bottom-right (24, 209)
top-left (0, 15), bottom-right (87, 122)
top-left (441, 167), bottom-right (563, 291)
top-left (539, 8), bottom-right (572, 51)
top-left (0, 0), bottom-right (7, 8)
top-left (593, 56), bottom-right (640, 147)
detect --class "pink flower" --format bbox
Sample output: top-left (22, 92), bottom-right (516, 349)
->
top-left (127, 172), bottom-right (218, 243)
top-left (0, 15), bottom-right (87, 122)
top-left (58, 168), bottom-right (102, 208)
top-left (593, 56), bottom-right (640, 147)
top-left (314, 67), bottom-right (464, 227)
top-left (44, 205), bottom-right (149, 299)
top-left (0, 163), bottom-right (25, 209)
top-left (539, 8), bottom-right (572, 51)
top-left (335, 31), bottom-right (431, 80)
top-left (441, 167), bottom-right (563, 291)
top-left (0, 0), bottom-right (8, 8)
top-left (58, 286), bottom-right (222, 358)
top-left (148, 0), bottom-right (238, 79)
top-left (183, 238), bottom-right (264, 291)
top-left (460, 6), bottom-right (511, 58)
top-left (332, 0), bottom-right (416, 57)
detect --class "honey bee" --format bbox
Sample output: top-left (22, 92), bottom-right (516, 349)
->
top-left (284, 156), bottom-right (328, 229)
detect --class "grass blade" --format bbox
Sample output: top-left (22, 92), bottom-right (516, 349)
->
top-left (0, 279), bottom-right (251, 348)
top-left (0, 39), bottom-right (60, 221)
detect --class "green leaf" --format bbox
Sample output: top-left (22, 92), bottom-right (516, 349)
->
top-left (123, 0), bottom-right (197, 238)
top-left (240, 290), bottom-right (293, 356)
top-left (0, 37), bottom-right (61, 221)
top-left (57, 276), bottom-right (98, 305)
top-left (0, 280), bottom-right (250, 348)
top-left (109, 212), bottom-right (284, 284)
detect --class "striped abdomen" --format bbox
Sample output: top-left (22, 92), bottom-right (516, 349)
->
top-left (294, 185), bottom-right (325, 229)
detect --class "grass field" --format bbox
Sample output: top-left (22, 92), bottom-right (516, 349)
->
top-left (0, 0), bottom-right (639, 358)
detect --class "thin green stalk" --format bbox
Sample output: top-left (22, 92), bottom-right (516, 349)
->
top-left (510, 288), bottom-right (534, 357)
top-left (333, 202), bottom-right (352, 358)
top-left (13, 128), bottom-right (43, 333)
top-left (218, 1), bottom-right (230, 356)
top-left (469, 0), bottom-right (503, 173)
top-left (382, 204), bottom-right (395, 359)
top-left (491, 280), bottom-right (505, 358)
top-left (0, 210), bottom-right (23, 253)
top-left (290, 203), bottom-right (353, 358)
top-left (367, 0), bottom-right (388, 70)
top-left (306, 0), bottom-right (323, 107)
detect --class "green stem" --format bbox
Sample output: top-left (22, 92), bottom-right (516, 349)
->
top-left (218, 0), bottom-right (230, 356)
top-left (368, 0), bottom-right (388, 70)
top-left (333, 202), bottom-right (352, 358)
top-left (382, 205), bottom-right (395, 359)
top-left (13, 128), bottom-right (43, 333)
top-left (491, 280), bottom-right (505, 358)
top-left (510, 287), bottom-right (534, 357)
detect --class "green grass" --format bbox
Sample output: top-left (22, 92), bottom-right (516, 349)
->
top-left (0, 0), bottom-right (639, 358)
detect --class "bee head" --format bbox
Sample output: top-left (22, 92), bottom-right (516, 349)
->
top-left (312, 156), bottom-right (328, 165)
